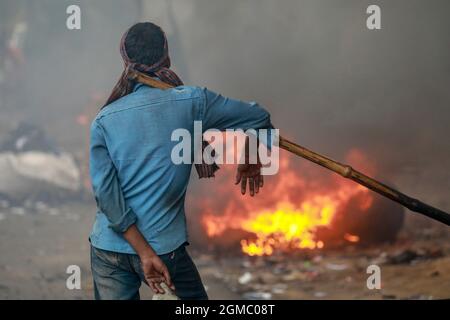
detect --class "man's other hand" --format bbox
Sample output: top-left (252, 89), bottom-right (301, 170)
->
top-left (141, 255), bottom-right (175, 294)
top-left (235, 162), bottom-right (263, 196)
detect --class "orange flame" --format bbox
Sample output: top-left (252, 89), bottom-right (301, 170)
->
top-left (195, 148), bottom-right (374, 256)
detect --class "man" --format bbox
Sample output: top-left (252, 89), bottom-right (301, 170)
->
top-left (89, 22), bottom-right (273, 300)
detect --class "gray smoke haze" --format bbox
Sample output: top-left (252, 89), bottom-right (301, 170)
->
top-left (1, 0), bottom-right (449, 210)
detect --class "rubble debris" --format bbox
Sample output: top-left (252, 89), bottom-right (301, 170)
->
top-left (0, 122), bottom-right (82, 206)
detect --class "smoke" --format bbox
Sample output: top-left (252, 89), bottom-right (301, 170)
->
top-left (1, 0), bottom-right (449, 210)
top-left (144, 0), bottom-right (450, 210)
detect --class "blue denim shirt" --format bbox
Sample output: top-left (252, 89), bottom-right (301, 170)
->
top-left (89, 83), bottom-right (273, 254)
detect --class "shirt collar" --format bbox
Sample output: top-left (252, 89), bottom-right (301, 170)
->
top-left (133, 83), bottom-right (145, 92)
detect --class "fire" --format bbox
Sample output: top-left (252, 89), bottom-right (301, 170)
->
top-left (240, 200), bottom-right (335, 255)
top-left (195, 148), bottom-right (374, 256)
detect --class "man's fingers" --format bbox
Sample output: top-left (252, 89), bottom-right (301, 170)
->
top-left (255, 176), bottom-right (260, 194)
top-left (235, 171), bottom-right (242, 185)
top-left (196, 165), bottom-right (203, 179)
top-left (148, 280), bottom-right (163, 294)
top-left (249, 177), bottom-right (255, 196)
top-left (149, 282), bottom-right (158, 293)
top-left (146, 275), bottom-right (164, 291)
top-left (202, 165), bottom-right (207, 178)
top-left (163, 269), bottom-right (175, 290)
top-left (260, 175), bottom-right (264, 188)
top-left (153, 280), bottom-right (165, 294)
top-left (241, 176), bottom-right (247, 194)
top-left (207, 164), bottom-right (213, 178)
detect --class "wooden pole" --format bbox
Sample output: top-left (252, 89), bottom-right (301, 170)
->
top-left (279, 136), bottom-right (450, 226)
top-left (129, 70), bottom-right (450, 226)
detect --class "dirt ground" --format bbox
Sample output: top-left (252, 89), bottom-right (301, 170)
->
top-left (0, 201), bottom-right (448, 300)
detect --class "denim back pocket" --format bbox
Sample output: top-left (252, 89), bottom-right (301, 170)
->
top-left (91, 246), bottom-right (120, 267)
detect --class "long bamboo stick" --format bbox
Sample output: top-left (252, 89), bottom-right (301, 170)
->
top-left (279, 136), bottom-right (450, 226)
top-left (129, 70), bottom-right (450, 226)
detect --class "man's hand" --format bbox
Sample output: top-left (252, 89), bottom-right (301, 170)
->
top-left (235, 136), bottom-right (264, 196)
top-left (235, 162), bottom-right (264, 196)
top-left (140, 254), bottom-right (175, 294)
top-left (123, 224), bottom-right (175, 294)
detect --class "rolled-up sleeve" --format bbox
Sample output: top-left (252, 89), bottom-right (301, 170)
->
top-left (201, 88), bottom-right (274, 147)
top-left (201, 88), bottom-right (273, 131)
top-left (89, 120), bottom-right (137, 233)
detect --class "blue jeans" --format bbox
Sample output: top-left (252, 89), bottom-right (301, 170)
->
top-left (90, 244), bottom-right (208, 300)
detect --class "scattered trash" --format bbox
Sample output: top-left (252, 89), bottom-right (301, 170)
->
top-left (238, 272), bottom-right (253, 285)
top-left (0, 122), bottom-right (83, 207)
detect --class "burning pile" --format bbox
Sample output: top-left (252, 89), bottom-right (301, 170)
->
top-left (189, 148), bottom-right (402, 257)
